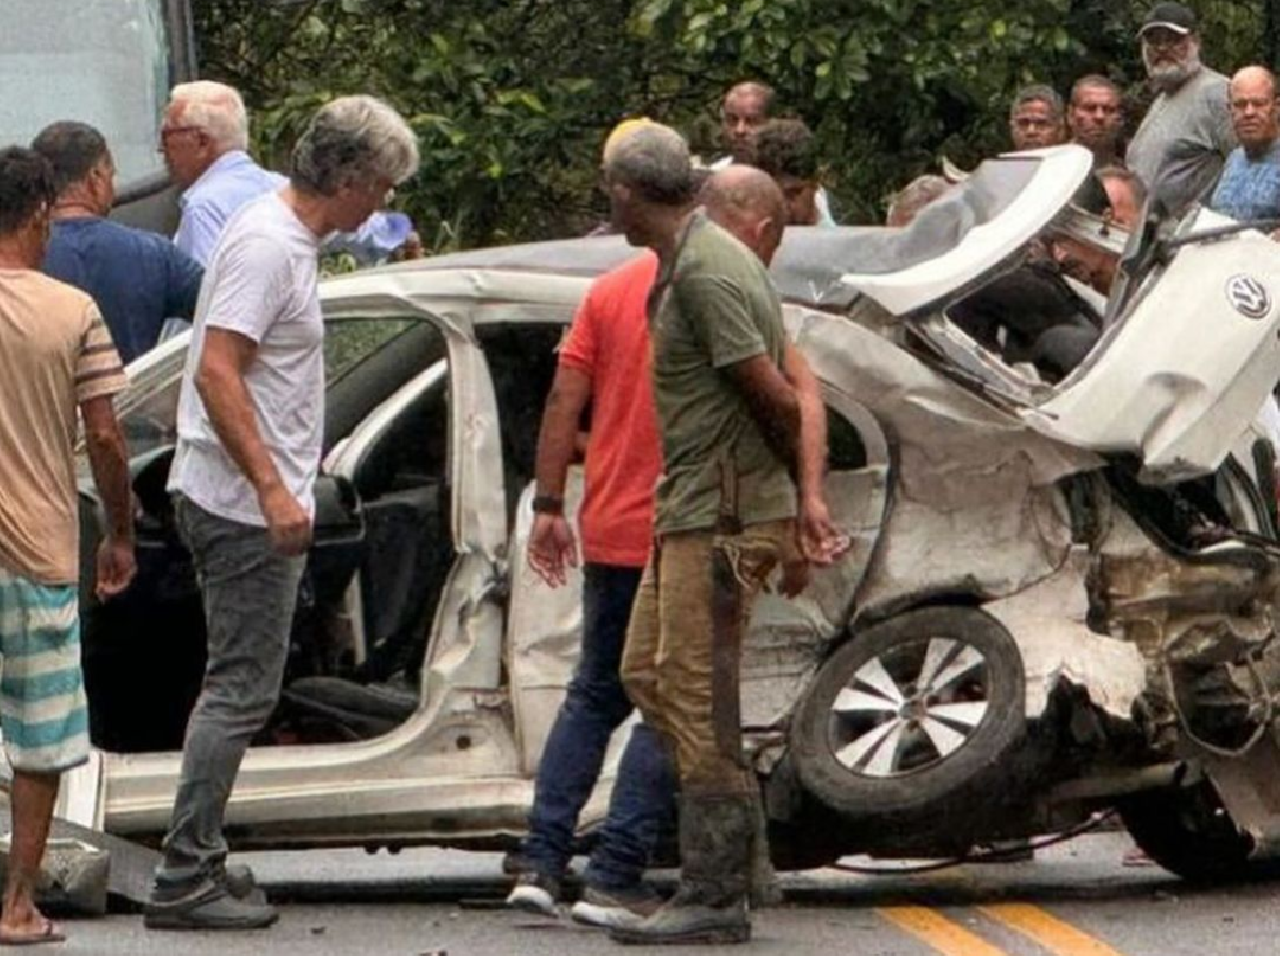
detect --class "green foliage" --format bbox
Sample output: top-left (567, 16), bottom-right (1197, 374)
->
top-left (193, 0), bottom-right (1277, 242)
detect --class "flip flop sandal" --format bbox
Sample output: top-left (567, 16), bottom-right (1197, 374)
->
top-left (0, 918), bottom-right (65, 946)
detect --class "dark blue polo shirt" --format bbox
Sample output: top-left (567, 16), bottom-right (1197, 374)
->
top-left (43, 217), bottom-right (203, 364)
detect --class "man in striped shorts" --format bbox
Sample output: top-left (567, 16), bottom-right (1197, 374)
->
top-left (0, 147), bottom-right (136, 945)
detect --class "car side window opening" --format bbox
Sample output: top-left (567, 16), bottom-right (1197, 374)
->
top-left (325, 317), bottom-right (421, 387)
top-left (86, 316), bottom-right (455, 754)
top-left (111, 316), bottom-right (440, 463)
top-left (476, 323), bottom-right (564, 524)
top-left (826, 405), bottom-right (868, 472)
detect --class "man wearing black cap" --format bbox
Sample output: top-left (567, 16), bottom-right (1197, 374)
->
top-left (1126, 2), bottom-right (1235, 217)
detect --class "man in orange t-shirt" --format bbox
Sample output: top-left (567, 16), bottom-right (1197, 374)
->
top-left (506, 248), bottom-right (674, 929)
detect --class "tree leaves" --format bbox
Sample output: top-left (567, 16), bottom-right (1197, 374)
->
top-left (191, 0), bottom-right (1272, 241)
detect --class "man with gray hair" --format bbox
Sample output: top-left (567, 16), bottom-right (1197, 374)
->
top-left (603, 127), bottom-right (843, 946)
top-left (1126, 2), bottom-right (1234, 216)
top-left (145, 95), bottom-right (419, 932)
top-left (1009, 84), bottom-right (1067, 151)
top-left (161, 80), bottom-right (413, 265)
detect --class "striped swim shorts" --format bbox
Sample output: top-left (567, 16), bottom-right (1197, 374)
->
top-left (0, 566), bottom-right (90, 773)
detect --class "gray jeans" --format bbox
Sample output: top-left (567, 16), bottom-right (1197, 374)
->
top-left (158, 495), bottom-right (306, 887)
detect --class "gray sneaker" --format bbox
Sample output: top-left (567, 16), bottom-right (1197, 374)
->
top-left (224, 864), bottom-right (268, 906)
top-left (143, 880), bottom-right (278, 931)
top-left (505, 870), bottom-right (560, 917)
top-left (571, 883), bottom-right (662, 930)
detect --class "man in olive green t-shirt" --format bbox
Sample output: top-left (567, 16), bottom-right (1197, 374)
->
top-left (646, 207), bottom-right (797, 534)
top-left (602, 130), bottom-right (844, 947)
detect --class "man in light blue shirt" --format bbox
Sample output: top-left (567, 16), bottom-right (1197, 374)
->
top-left (161, 81), bottom-right (413, 266)
top-left (1210, 66), bottom-right (1280, 223)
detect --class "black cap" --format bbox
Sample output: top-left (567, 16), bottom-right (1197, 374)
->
top-left (1139, 2), bottom-right (1197, 37)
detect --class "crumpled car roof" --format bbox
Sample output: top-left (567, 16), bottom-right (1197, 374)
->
top-left (365, 149), bottom-right (1065, 311)
top-left (369, 225), bottom-right (944, 312)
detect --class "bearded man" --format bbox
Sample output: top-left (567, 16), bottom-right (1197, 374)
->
top-left (1125, 2), bottom-right (1235, 217)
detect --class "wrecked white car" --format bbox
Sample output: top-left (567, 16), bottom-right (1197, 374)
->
top-left (66, 144), bottom-right (1280, 885)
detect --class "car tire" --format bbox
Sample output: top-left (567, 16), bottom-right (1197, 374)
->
top-left (1119, 781), bottom-right (1264, 883)
top-left (789, 606), bottom-right (1026, 822)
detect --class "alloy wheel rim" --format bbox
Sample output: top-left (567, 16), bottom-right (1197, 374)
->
top-left (828, 636), bottom-right (990, 778)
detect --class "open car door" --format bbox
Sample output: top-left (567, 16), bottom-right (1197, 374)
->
top-left (841, 145), bottom-right (1280, 482)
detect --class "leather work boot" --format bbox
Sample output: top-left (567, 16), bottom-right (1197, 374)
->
top-left (610, 793), bottom-right (754, 945)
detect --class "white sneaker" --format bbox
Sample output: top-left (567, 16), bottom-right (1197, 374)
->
top-left (506, 871), bottom-right (559, 917)
top-left (570, 884), bottom-right (662, 930)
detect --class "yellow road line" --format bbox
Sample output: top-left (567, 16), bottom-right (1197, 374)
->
top-left (878, 906), bottom-right (1009, 956)
top-left (979, 902), bottom-right (1126, 956)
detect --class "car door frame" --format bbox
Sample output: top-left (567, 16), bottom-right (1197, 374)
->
top-left (97, 292), bottom-right (525, 846)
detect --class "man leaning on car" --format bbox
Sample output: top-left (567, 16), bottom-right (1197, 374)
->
top-left (144, 96), bottom-right (420, 932)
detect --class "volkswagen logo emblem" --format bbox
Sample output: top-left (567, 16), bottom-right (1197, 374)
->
top-left (1226, 274), bottom-right (1271, 320)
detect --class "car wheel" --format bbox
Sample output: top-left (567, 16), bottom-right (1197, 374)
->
top-left (1119, 781), bottom-right (1265, 883)
top-left (789, 606), bottom-right (1026, 821)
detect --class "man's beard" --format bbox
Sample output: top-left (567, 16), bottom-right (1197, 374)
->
top-left (1144, 46), bottom-right (1201, 92)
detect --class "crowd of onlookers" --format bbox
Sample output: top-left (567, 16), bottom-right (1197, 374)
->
top-left (18, 3), bottom-right (1280, 378)
top-left (995, 1), bottom-right (1276, 230)
top-left (708, 2), bottom-right (1280, 249)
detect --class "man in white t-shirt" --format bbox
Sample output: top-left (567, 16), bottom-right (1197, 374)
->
top-left (145, 96), bottom-right (420, 933)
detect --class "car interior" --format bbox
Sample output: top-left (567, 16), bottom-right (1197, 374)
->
top-left (273, 322), bottom-right (563, 744)
top-left (83, 317), bottom-right (459, 752)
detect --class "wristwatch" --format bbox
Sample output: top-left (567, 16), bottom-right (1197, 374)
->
top-left (531, 494), bottom-right (564, 516)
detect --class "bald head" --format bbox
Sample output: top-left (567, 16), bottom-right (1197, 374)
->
top-left (1230, 66), bottom-right (1279, 155)
top-left (701, 165), bottom-right (787, 265)
top-left (1233, 66), bottom-right (1277, 97)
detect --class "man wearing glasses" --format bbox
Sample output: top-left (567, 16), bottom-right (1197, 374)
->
top-left (1125, 2), bottom-right (1234, 217)
top-left (159, 81), bottom-right (414, 267)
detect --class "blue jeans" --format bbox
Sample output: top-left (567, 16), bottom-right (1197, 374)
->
top-left (523, 564), bottom-right (675, 889)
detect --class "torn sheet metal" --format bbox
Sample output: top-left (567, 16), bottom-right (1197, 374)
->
top-left (982, 553), bottom-right (1146, 720)
top-left (505, 470), bottom-right (591, 774)
top-left (787, 307), bottom-right (1101, 617)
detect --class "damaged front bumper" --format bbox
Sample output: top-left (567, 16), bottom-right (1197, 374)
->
top-left (1095, 514), bottom-right (1280, 858)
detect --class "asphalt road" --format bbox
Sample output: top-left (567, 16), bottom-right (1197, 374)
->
top-left (37, 832), bottom-right (1280, 954)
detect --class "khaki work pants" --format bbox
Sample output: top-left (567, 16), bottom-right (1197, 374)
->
top-left (621, 519), bottom-right (793, 796)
